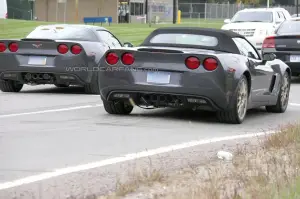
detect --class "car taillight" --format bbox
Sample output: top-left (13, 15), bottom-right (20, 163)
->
top-left (71, 45), bottom-right (82, 54)
top-left (57, 44), bottom-right (69, 54)
top-left (262, 36), bottom-right (275, 48)
top-left (121, 52), bottom-right (134, 65)
top-left (8, 42), bottom-right (19, 52)
top-left (185, 56), bottom-right (200, 70)
top-left (0, 42), bottom-right (6, 52)
top-left (106, 52), bottom-right (119, 65)
top-left (5, 13), bottom-right (7, 19)
top-left (203, 58), bottom-right (218, 71)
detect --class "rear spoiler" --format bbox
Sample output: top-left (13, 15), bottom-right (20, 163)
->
top-left (20, 38), bottom-right (55, 42)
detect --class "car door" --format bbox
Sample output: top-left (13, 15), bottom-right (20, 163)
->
top-left (233, 37), bottom-right (274, 102)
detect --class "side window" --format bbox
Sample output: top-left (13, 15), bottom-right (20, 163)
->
top-left (96, 31), bottom-right (111, 45)
top-left (96, 31), bottom-right (122, 48)
top-left (278, 11), bottom-right (286, 19)
top-left (232, 38), bottom-right (260, 60)
top-left (274, 12), bottom-right (281, 22)
top-left (108, 33), bottom-right (122, 48)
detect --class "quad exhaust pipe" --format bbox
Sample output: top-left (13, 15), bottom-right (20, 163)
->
top-left (24, 73), bottom-right (54, 82)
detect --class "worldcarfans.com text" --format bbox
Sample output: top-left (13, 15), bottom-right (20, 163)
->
top-left (65, 67), bottom-right (159, 72)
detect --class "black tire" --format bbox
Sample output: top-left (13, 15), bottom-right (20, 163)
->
top-left (0, 80), bottom-right (23, 92)
top-left (54, 83), bottom-right (70, 88)
top-left (84, 72), bottom-right (99, 94)
top-left (266, 71), bottom-right (290, 113)
top-left (102, 98), bottom-right (133, 115)
top-left (216, 75), bottom-right (248, 124)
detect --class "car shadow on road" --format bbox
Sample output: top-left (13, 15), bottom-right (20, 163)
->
top-left (19, 86), bottom-right (88, 94)
top-left (123, 107), bottom-right (271, 124)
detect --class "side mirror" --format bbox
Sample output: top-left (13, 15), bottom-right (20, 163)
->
top-left (123, 42), bottom-right (133, 47)
top-left (263, 53), bottom-right (276, 62)
top-left (224, 19), bottom-right (231, 24)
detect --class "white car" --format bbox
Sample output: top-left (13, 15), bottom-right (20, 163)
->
top-left (0, 0), bottom-right (7, 19)
top-left (221, 8), bottom-right (291, 51)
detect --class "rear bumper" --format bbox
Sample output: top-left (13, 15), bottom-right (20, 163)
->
top-left (99, 70), bottom-right (235, 111)
top-left (0, 54), bottom-right (97, 85)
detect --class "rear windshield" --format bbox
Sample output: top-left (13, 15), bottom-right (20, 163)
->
top-left (149, 33), bottom-right (218, 47)
top-left (277, 21), bottom-right (300, 34)
top-left (26, 26), bottom-right (96, 41)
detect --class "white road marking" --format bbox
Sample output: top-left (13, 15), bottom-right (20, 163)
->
top-left (0, 130), bottom-right (277, 190)
top-left (290, 103), bottom-right (300, 106)
top-left (0, 102), bottom-right (299, 119)
top-left (0, 104), bottom-right (103, 118)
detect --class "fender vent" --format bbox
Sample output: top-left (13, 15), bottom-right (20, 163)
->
top-left (269, 75), bottom-right (276, 92)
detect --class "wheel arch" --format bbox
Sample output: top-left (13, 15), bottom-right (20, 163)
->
top-left (243, 70), bottom-right (251, 95)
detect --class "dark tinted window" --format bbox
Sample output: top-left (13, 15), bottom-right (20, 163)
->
top-left (26, 26), bottom-right (98, 41)
top-left (231, 11), bottom-right (273, 23)
top-left (277, 20), bottom-right (300, 34)
top-left (149, 33), bottom-right (218, 47)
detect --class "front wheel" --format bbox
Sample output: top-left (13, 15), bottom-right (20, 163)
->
top-left (0, 80), bottom-right (23, 92)
top-left (216, 75), bottom-right (248, 124)
top-left (266, 71), bottom-right (290, 113)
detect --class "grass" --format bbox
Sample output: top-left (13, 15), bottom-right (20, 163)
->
top-left (0, 18), bottom-right (224, 46)
top-left (92, 123), bottom-right (300, 199)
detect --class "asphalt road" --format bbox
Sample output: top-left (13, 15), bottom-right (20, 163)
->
top-left (1, 78), bottom-right (300, 198)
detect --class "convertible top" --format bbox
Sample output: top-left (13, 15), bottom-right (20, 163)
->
top-left (140, 27), bottom-right (244, 54)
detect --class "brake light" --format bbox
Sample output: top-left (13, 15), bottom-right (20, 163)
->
top-left (71, 45), bottom-right (82, 54)
top-left (106, 52), bottom-right (119, 65)
top-left (121, 52), bottom-right (134, 65)
top-left (262, 36), bottom-right (275, 48)
top-left (0, 42), bottom-right (6, 52)
top-left (203, 58), bottom-right (218, 71)
top-left (57, 44), bottom-right (68, 54)
top-left (185, 56), bottom-right (200, 70)
top-left (5, 13), bottom-right (7, 19)
top-left (8, 42), bottom-right (19, 52)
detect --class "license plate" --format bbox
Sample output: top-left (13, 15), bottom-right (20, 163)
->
top-left (290, 55), bottom-right (300, 62)
top-left (28, 56), bottom-right (47, 65)
top-left (147, 71), bottom-right (170, 84)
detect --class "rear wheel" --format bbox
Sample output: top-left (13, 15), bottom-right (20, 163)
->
top-left (216, 75), bottom-right (248, 124)
top-left (266, 71), bottom-right (290, 113)
top-left (0, 80), bottom-right (23, 92)
top-left (102, 98), bottom-right (133, 115)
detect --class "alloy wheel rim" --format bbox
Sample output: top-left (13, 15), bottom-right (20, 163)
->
top-left (280, 73), bottom-right (290, 108)
top-left (237, 79), bottom-right (248, 120)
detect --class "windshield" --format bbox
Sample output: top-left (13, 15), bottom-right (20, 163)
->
top-left (277, 21), bottom-right (300, 34)
top-left (26, 26), bottom-right (95, 41)
top-left (149, 33), bottom-right (218, 47)
top-left (231, 11), bottom-right (273, 23)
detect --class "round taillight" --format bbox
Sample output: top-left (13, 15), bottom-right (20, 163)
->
top-left (106, 52), bottom-right (119, 65)
top-left (0, 42), bottom-right (6, 52)
top-left (203, 58), bottom-right (218, 71)
top-left (71, 45), bottom-right (82, 54)
top-left (185, 56), bottom-right (200, 70)
top-left (121, 53), bottom-right (134, 65)
top-left (57, 44), bottom-right (68, 54)
top-left (8, 42), bottom-right (19, 52)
